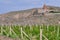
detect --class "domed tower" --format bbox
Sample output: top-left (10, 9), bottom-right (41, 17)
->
top-left (42, 4), bottom-right (49, 16)
top-left (43, 4), bottom-right (48, 13)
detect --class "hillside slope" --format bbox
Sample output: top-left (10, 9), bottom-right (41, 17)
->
top-left (0, 6), bottom-right (60, 25)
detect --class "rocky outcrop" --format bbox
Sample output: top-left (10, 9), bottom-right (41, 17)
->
top-left (0, 5), bottom-right (60, 25)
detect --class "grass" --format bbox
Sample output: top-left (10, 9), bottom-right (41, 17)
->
top-left (0, 25), bottom-right (60, 40)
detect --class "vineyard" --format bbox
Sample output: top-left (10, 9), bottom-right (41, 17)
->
top-left (0, 25), bottom-right (60, 40)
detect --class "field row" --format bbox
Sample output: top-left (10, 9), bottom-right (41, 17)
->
top-left (0, 25), bottom-right (60, 40)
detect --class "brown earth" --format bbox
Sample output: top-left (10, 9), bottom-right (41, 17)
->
top-left (0, 35), bottom-right (20, 40)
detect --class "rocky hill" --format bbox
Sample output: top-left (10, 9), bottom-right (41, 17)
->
top-left (0, 5), bottom-right (60, 25)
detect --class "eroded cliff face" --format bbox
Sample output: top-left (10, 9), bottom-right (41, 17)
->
top-left (0, 5), bottom-right (60, 25)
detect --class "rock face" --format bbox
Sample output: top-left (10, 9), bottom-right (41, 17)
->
top-left (0, 5), bottom-right (60, 25)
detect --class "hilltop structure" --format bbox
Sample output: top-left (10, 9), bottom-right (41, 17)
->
top-left (33, 4), bottom-right (49, 16)
top-left (43, 4), bottom-right (49, 12)
top-left (33, 4), bottom-right (60, 16)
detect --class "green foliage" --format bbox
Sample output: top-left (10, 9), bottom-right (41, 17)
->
top-left (0, 25), bottom-right (60, 40)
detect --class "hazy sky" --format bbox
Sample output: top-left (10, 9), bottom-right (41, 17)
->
top-left (0, 0), bottom-right (60, 14)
